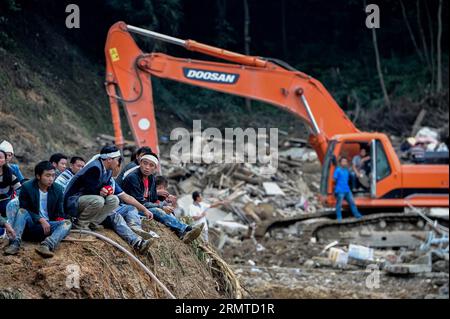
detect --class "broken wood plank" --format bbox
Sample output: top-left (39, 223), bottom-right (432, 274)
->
top-left (232, 172), bottom-right (261, 185)
top-left (411, 109), bottom-right (427, 137)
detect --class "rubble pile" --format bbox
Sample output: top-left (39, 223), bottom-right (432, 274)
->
top-left (224, 208), bottom-right (449, 299)
top-left (158, 136), bottom-right (324, 244)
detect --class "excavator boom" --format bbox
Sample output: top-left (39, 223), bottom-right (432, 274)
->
top-left (105, 22), bottom-right (358, 160)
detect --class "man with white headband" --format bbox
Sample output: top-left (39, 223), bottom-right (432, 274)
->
top-left (64, 146), bottom-right (157, 252)
top-left (116, 146), bottom-right (153, 186)
top-left (121, 153), bottom-right (204, 244)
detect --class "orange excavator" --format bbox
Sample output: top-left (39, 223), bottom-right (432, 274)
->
top-left (104, 21), bottom-right (449, 214)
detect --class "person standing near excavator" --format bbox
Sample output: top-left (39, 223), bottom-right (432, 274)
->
top-left (333, 157), bottom-right (363, 222)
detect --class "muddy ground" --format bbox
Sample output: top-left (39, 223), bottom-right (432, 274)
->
top-left (222, 236), bottom-right (448, 299)
top-left (0, 220), bottom-right (227, 299)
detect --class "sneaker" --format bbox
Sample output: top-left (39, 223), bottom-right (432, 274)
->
top-left (4, 242), bottom-right (20, 256)
top-left (181, 223), bottom-right (204, 244)
top-left (134, 239), bottom-right (154, 254)
top-left (35, 244), bottom-right (54, 258)
top-left (130, 226), bottom-right (155, 240)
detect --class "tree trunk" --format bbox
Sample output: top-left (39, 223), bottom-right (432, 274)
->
top-left (243, 0), bottom-right (251, 56)
top-left (243, 0), bottom-right (252, 111)
top-left (215, 0), bottom-right (231, 47)
top-left (436, 0), bottom-right (443, 92)
top-left (416, 0), bottom-right (432, 70)
top-left (351, 90), bottom-right (362, 123)
top-left (425, 1), bottom-right (436, 90)
top-left (281, 0), bottom-right (288, 58)
top-left (371, 28), bottom-right (391, 108)
top-left (399, 0), bottom-right (423, 62)
top-left (217, 0), bottom-right (226, 17)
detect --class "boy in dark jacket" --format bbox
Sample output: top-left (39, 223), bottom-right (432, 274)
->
top-left (4, 161), bottom-right (71, 258)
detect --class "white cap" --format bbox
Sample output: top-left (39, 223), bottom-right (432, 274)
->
top-left (0, 140), bottom-right (13, 154)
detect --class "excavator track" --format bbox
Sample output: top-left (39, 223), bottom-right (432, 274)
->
top-left (259, 212), bottom-right (449, 249)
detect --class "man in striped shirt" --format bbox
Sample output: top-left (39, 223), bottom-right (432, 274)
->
top-left (55, 156), bottom-right (85, 191)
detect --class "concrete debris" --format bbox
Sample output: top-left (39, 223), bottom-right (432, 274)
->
top-left (416, 127), bottom-right (440, 144)
top-left (214, 221), bottom-right (249, 238)
top-left (321, 241), bottom-right (339, 255)
top-left (208, 209), bottom-right (234, 226)
top-left (348, 244), bottom-right (374, 262)
top-left (400, 126), bottom-right (449, 164)
top-left (385, 253), bottom-right (433, 275)
top-left (328, 248), bottom-right (348, 266)
top-left (429, 208), bottom-right (450, 220)
top-left (262, 182), bottom-right (285, 196)
top-left (178, 176), bottom-right (202, 194)
top-left (158, 140), bottom-right (323, 250)
top-left (279, 147), bottom-right (307, 159)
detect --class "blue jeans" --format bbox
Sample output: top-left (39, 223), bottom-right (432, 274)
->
top-left (0, 199), bottom-right (10, 217)
top-left (335, 192), bottom-right (362, 222)
top-left (115, 204), bottom-right (142, 229)
top-left (6, 198), bottom-right (20, 225)
top-left (102, 211), bottom-right (140, 247)
top-left (10, 209), bottom-right (72, 251)
top-left (0, 199), bottom-right (20, 238)
top-left (143, 204), bottom-right (190, 237)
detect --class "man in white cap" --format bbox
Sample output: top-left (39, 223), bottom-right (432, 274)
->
top-left (0, 140), bottom-right (25, 183)
top-left (121, 153), bottom-right (204, 244)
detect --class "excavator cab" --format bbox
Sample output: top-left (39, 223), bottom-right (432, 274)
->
top-left (320, 134), bottom-right (399, 208)
top-left (320, 132), bottom-right (448, 208)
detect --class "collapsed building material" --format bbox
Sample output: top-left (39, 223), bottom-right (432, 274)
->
top-left (384, 253), bottom-right (432, 275)
top-left (328, 248), bottom-right (348, 266)
top-left (263, 182), bottom-right (285, 196)
top-left (158, 141), bottom-right (323, 249)
top-left (215, 221), bottom-right (249, 237)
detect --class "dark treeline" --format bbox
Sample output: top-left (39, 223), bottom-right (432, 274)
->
top-left (1, 0), bottom-right (449, 131)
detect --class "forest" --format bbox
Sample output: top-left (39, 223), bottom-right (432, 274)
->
top-left (1, 0), bottom-right (448, 135)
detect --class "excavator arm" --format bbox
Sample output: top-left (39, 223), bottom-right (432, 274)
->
top-left (105, 21), bottom-right (359, 161)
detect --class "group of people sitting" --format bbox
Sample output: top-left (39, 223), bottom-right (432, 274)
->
top-left (0, 140), bottom-right (216, 259)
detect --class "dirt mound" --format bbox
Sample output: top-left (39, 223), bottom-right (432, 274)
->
top-left (0, 220), bottom-right (238, 299)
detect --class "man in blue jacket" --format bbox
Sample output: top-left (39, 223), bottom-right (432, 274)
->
top-left (64, 146), bottom-right (156, 253)
top-left (333, 157), bottom-right (363, 222)
top-left (4, 161), bottom-right (71, 258)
